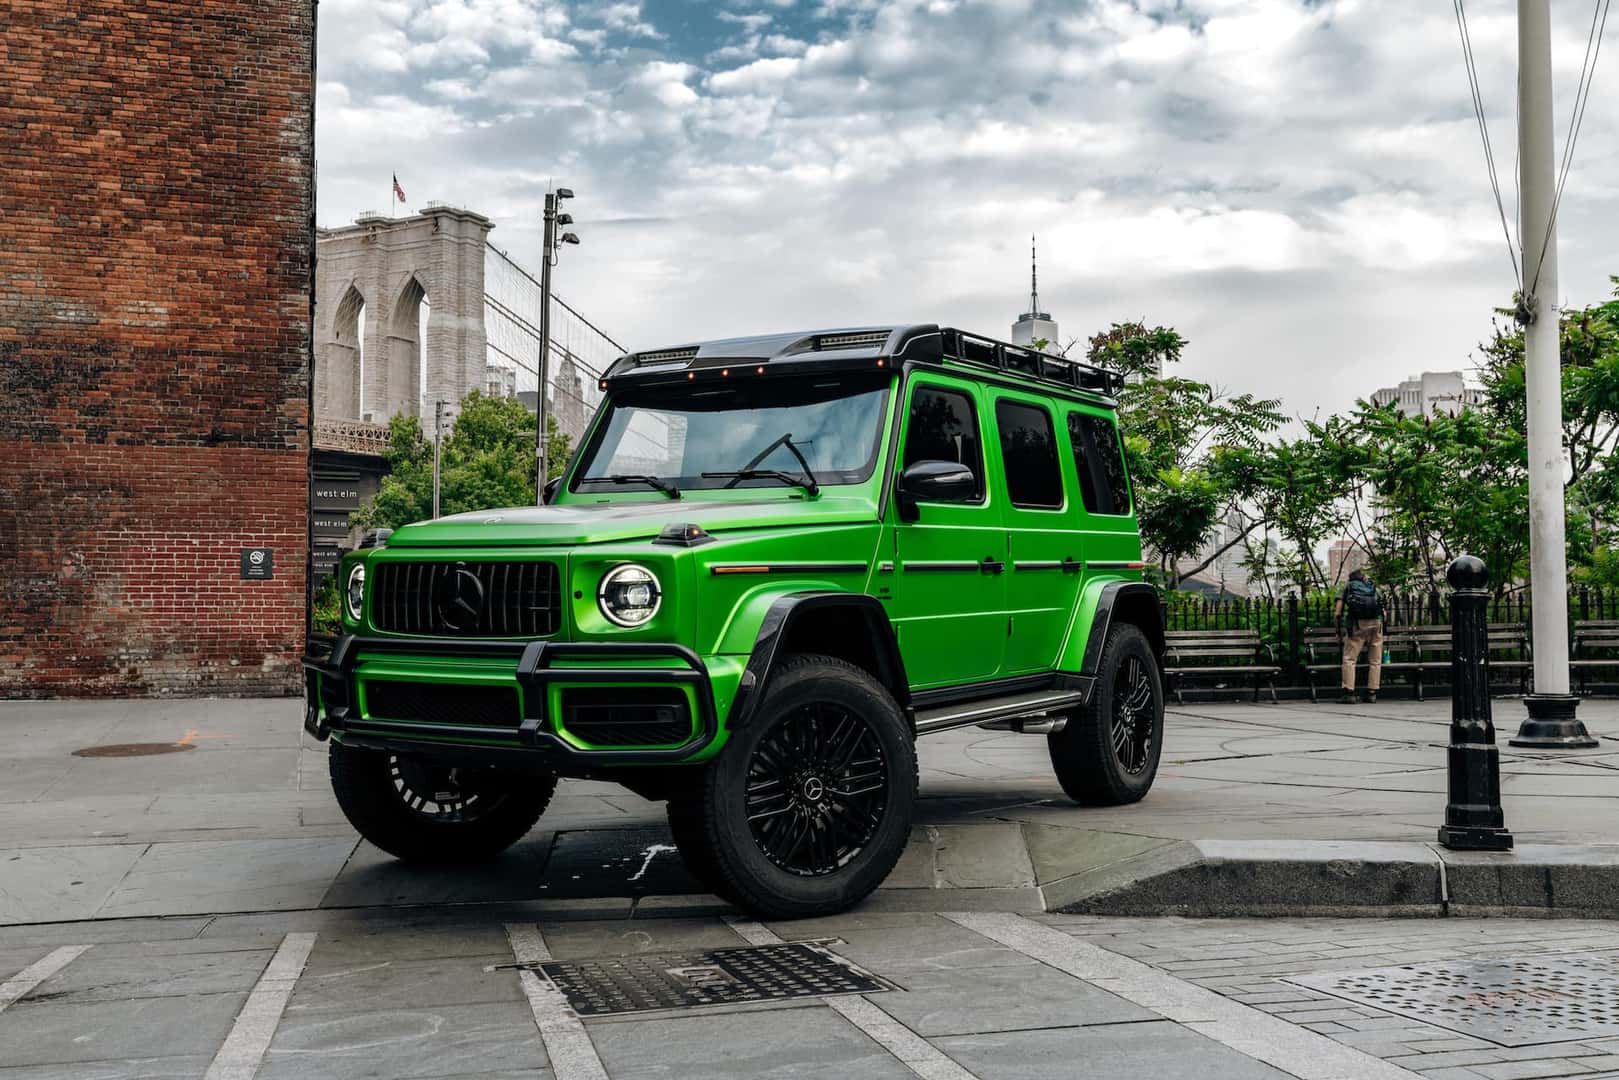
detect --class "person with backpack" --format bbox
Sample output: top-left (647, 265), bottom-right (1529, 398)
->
top-left (1336, 569), bottom-right (1384, 703)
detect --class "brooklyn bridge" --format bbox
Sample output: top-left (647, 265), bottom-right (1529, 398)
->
top-left (309, 203), bottom-right (625, 579)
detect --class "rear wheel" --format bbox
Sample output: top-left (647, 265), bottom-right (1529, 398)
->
top-left (328, 741), bottom-right (556, 862)
top-left (699, 654), bottom-right (916, 919)
top-left (1048, 624), bottom-right (1163, 805)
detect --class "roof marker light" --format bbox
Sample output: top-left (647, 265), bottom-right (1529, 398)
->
top-left (755, 366), bottom-right (764, 375)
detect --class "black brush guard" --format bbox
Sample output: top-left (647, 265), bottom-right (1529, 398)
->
top-left (302, 635), bottom-right (718, 767)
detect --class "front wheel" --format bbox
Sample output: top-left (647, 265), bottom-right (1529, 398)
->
top-left (699, 654), bottom-right (916, 919)
top-left (328, 741), bottom-right (556, 862)
top-left (1048, 624), bottom-right (1164, 805)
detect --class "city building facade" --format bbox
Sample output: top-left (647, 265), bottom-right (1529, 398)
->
top-left (1369, 371), bottom-right (1484, 418)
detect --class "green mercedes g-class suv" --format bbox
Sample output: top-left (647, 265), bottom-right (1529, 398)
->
top-left (304, 324), bottom-right (1165, 918)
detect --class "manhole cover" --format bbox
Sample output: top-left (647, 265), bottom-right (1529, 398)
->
top-left (535, 942), bottom-right (891, 1017)
top-left (72, 743), bottom-right (196, 758)
top-left (1287, 952), bottom-right (1619, 1046)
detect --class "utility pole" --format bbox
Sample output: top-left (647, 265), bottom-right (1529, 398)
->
top-left (432, 399), bottom-right (449, 519)
top-left (535, 187), bottom-right (579, 503)
top-left (1510, 0), bottom-right (1597, 748)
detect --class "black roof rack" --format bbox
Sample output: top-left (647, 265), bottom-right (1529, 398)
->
top-left (600, 323), bottom-right (1124, 401)
top-left (932, 328), bottom-right (1123, 398)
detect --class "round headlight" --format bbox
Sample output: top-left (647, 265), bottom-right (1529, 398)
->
top-left (598, 564), bottom-right (661, 628)
top-left (345, 564), bottom-right (365, 623)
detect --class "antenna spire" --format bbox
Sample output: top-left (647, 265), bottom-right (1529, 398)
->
top-left (1029, 234), bottom-right (1040, 314)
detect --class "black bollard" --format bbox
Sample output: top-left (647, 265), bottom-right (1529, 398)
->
top-left (1437, 556), bottom-right (1514, 852)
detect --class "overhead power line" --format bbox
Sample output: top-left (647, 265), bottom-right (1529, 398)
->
top-left (1452, 0), bottom-right (1521, 289)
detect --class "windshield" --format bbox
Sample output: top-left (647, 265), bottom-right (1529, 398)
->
top-left (574, 374), bottom-right (892, 494)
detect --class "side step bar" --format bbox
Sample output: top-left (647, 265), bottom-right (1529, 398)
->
top-left (914, 689), bottom-right (1088, 738)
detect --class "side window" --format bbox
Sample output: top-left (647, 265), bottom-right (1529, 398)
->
top-left (995, 400), bottom-right (1063, 509)
top-left (1068, 412), bottom-right (1132, 515)
top-left (901, 385), bottom-right (984, 503)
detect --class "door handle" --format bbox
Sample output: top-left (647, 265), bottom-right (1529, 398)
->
top-left (981, 557), bottom-right (1005, 575)
top-left (1062, 556), bottom-right (1081, 573)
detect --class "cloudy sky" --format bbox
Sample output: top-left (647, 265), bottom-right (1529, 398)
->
top-left (315, 0), bottom-right (1619, 420)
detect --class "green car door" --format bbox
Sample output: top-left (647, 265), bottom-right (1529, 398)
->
top-left (992, 392), bottom-right (1084, 675)
top-left (884, 375), bottom-right (1007, 689)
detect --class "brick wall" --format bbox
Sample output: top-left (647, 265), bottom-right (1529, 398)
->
top-left (0, 1), bottom-right (316, 697)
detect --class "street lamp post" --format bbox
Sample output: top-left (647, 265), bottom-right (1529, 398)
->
top-left (536, 187), bottom-right (580, 503)
top-left (432, 399), bottom-right (450, 519)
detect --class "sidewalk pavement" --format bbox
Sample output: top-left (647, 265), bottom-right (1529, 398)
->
top-left (0, 696), bottom-right (1614, 923)
top-left (2, 696), bottom-right (1618, 1080)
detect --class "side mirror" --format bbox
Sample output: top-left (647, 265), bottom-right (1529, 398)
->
top-left (542, 476), bottom-right (563, 505)
top-left (897, 460), bottom-right (976, 520)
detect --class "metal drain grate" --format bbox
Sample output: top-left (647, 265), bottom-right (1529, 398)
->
top-left (537, 942), bottom-right (891, 1017)
top-left (1288, 952), bottom-right (1619, 1046)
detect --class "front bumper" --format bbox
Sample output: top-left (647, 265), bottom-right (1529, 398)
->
top-left (301, 634), bottom-right (719, 767)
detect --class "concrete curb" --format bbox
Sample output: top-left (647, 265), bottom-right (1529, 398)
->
top-left (1037, 834), bottom-right (1619, 919)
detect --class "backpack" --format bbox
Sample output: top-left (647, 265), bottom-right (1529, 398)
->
top-left (1345, 579), bottom-right (1382, 620)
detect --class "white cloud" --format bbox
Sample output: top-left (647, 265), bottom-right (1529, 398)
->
top-left (315, 0), bottom-right (1619, 418)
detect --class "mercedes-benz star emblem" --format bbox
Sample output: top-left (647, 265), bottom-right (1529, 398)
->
top-left (434, 564), bottom-right (485, 631)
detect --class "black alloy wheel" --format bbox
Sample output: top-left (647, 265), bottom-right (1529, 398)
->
top-left (1047, 623), bottom-right (1164, 805)
top-left (744, 704), bottom-right (887, 877)
top-left (328, 741), bottom-right (556, 862)
top-left (388, 753), bottom-right (508, 822)
top-left (696, 653), bottom-right (916, 919)
top-left (1110, 654), bottom-right (1156, 776)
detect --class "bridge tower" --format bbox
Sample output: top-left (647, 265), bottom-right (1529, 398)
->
top-left (314, 205), bottom-right (494, 423)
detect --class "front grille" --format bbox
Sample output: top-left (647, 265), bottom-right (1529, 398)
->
top-left (370, 560), bottom-right (561, 637)
top-left (364, 681), bottom-right (521, 728)
top-left (562, 688), bottom-right (692, 747)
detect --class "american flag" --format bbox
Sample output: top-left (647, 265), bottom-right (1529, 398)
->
top-left (392, 174), bottom-right (406, 203)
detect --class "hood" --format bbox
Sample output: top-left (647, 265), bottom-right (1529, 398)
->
top-left (384, 496), bottom-right (879, 548)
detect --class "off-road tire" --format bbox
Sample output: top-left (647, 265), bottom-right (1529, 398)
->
top-left (328, 741), bottom-right (556, 862)
top-left (700, 653), bottom-right (917, 919)
top-left (1048, 624), bottom-right (1164, 805)
top-left (666, 797), bottom-right (740, 904)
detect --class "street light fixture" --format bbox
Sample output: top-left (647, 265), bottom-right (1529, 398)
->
top-left (536, 186), bottom-right (581, 503)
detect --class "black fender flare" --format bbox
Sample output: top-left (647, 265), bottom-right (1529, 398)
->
top-left (1079, 581), bottom-right (1165, 681)
top-left (725, 592), bottom-right (912, 732)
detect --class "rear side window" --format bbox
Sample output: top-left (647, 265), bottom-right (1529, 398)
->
top-left (902, 385), bottom-right (984, 502)
top-left (1068, 412), bottom-right (1132, 515)
top-left (994, 400), bottom-right (1062, 509)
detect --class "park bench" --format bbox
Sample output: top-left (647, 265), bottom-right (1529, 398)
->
top-left (1303, 623), bottom-right (1531, 701)
top-left (1571, 620), bottom-right (1619, 694)
top-left (1162, 629), bottom-right (1281, 703)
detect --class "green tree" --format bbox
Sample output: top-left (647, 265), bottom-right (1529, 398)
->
top-left (1476, 280), bottom-right (1619, 583)
top-left (1087, 322), bottom-right (1285, 586)
top-left (353, 391), bottom-right (573, 531)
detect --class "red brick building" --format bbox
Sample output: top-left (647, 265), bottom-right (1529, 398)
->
top-left (0, 2), bottom-right (316, 696)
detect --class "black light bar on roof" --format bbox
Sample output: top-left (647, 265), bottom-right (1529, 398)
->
top-left (632, 347), bottom-right (699, 366)
top-left (813, 330), bottom-right (890, 351)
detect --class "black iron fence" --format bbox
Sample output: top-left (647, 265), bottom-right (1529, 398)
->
top-left (1162, 585), bottom-right (1619, 697)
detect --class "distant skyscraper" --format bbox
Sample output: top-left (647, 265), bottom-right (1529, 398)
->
top-left (1369, 372), bottom-right (1484, 418)
top-left (1327, 538), bottom-right (1370, 584)
top-left (1011, 235), bottom-right (1059, 351)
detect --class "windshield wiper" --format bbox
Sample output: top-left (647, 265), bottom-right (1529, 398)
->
top-left (595, 474), bottom-right (680, 499)
top-left (707, 432), bottom-right (821, 496)
top-left (701, 469), bottom-right (819, 496)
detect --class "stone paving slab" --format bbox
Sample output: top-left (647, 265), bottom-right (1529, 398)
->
top-left (5, 908), bottom-right (1619, 1078)
top-left (0, 697), bottom-right (1614, 929)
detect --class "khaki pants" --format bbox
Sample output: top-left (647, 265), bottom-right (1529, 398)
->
top-left (1342, 620), bottom-right (1384, 692)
